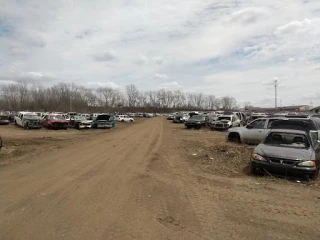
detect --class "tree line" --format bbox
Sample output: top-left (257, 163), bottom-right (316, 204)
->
top-left (0, 82), bottom-right (238, 112)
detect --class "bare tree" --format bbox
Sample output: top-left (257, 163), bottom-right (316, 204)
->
top-left (126, 84), bottom-right (139, 108)
top-left (220, 96), bottom-right (237, 110)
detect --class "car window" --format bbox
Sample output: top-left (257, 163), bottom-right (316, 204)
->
top-left (267, 119), bottom-right (281, 128)
top-left (250, 119), bottom-right (266, 129)
top-left (264, 132), bottom-right (310, 149)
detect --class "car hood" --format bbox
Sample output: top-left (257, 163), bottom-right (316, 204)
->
top-left (24, 117), bottom-right (41, 120)
top-left (77, 120), bottom-right (92, 123)
top-left (254, 144), bottom-right (313, 160)
top-left (227, 126), bottom-right (245, 132)
top-left (215, 120), bottom-right (231, 124)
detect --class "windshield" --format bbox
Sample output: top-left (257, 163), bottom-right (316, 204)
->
top-left (97, 115), bottom-right (111, 121)
top-left (74, 116), bottom-right (86, 121)
top-left (24, 114), bottom-right (39, 119)
top-left (218, 117), bottom-right (231, 121)
top-left (49, 115), bottom-right (65, 120)
top-left (264, 132), bottom-right (310, 149)
top-left (190, 115), bottom-right (205, 120)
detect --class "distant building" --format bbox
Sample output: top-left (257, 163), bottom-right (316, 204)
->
top-left (245, 105), bottom-right (311, 113)
top-left (310, 106), bottom-right (320, 113)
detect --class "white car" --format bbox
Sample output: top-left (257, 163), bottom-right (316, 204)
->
top-left (114, 115), bottom-right (134, 122)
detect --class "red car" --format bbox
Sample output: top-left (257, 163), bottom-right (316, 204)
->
top-left (42, 114), bottom-right (69, 130)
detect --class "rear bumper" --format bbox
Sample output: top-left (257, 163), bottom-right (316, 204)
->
top-left (251, 160), bottom-right (318, 177)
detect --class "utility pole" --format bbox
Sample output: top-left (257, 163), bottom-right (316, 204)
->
top-left (274, 79), bottom-right (278, 110)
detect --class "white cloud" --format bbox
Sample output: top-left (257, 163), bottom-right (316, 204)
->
top-left (85, 81), bottom-right (121, 89)
top-left (274, 19), bottom-right (320, 35)
top-left (93, 50), bottom-right (117, 62)
top-left (158, 81), bottom-right (181, 90)
top-left (230, 8), bottom-right (269, 24)
top-left (153, 73), bottom-right (168, 80)
top-left (134, 54), bottom-right (148, 65)
top-left (152, 56), bottom-right (164, 65)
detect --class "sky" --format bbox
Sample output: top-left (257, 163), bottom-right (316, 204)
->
top-left (0, 0), bottom-right (319, 107)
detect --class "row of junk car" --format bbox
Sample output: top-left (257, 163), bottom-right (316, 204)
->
top-left (0, 111), bottom-right (159, 130)
top-left (168, 111), bottom-right (320, 180)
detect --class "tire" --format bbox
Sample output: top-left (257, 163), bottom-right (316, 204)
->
top-left (228, 133), bottom-right (241, 143)
top-left (48, 125), bottom-right (52, 130)
top-left (14, 120), bottom-right (17, 126)
top-left (186, 126), bottom-right (191, 129)
top-left (24, 123), bottom-right (29, 130)
top-left (121, 119), bottom-right (124, 122)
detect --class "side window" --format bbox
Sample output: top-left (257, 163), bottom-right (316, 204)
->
top-left (250, 119), bottom-right (266, 129)
top-left (267, 119), bottom-right (280, 128)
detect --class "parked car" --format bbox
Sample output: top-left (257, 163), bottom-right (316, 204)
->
top-left (173, 114), bottom-right (189, 123)
top-left (0, 112), bottom-right (10, 125)
top-left (14, 112), bottom-right (42, 129)
top-left (92, 114), bottom-right (115, 129)
top-left (114, 115), bottom-right (134, 122)
top-left (185, 115), bottom-right (206, 129)
top-left (69, 116), bottom-right (93, 129)
top-left (205, 114), bottom-right (220, 127)
top-left (42, 114), bottom-right (69, 130)
top-left (250, 129), bottom-right (320, 179)
top-left (211, 114), bottom-right (241, 131)
top-left (167, 114), bottom-right (175, 120)
top-left (227, 116), bottom-right (320, 144)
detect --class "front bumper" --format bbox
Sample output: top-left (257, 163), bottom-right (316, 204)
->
top-left (78, 124), bottom-right (92, 129)
top-left (251, 159), bottom-right (318, 177)
top-left (185, 123), bottom-right (203, 127)
top-left (96, 123), bottom-right (113, 128)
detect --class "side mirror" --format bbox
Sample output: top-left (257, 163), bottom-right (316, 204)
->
top-left (246, 125), bottom-right (253, 129)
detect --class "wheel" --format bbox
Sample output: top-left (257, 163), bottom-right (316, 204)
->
top-left (130, 120), bottom-right (133, 122)
top-left (48, 125), bottom-right (52, 130)
top-left (228, 133), bottom-right (241, 143)
top-left (186, 126), bottom-right (191, 129)
top-left (24, 123), bottom-right (29, 130)
top-left (121, 119), bottom-right (124, 122)
top-left (64, 127), bottom-right (68, 130)
top-left (14, 120), bottom-right (17, 125)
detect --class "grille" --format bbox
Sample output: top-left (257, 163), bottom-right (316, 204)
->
top-left (268, 157), bottom-right (296, 165)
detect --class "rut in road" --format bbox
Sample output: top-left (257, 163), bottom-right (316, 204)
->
top-left (0, 117), bottom-right (206, 240)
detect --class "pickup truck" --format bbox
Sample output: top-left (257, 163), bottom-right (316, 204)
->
top-left (14, 112), bottom-right (42, 129)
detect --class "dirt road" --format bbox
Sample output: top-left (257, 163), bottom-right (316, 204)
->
top-left (1, 117), bottom-right (320, 240)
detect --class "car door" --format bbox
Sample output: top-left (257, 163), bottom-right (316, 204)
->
top-left (245, 119), bottom-right (267, 144)
top-left (42, 115), bottom-right (48, 126)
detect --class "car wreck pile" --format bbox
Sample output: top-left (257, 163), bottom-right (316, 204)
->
top-left (167, 111), bottom-right (320, 180)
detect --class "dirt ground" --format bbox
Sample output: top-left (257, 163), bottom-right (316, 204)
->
top-left (1, 117), bottom-right (319, 240)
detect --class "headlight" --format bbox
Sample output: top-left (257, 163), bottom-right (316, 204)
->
top-left (251, 153), bottom-right (266, 161)
top-left (297, 161), bottom-right (316, 167)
